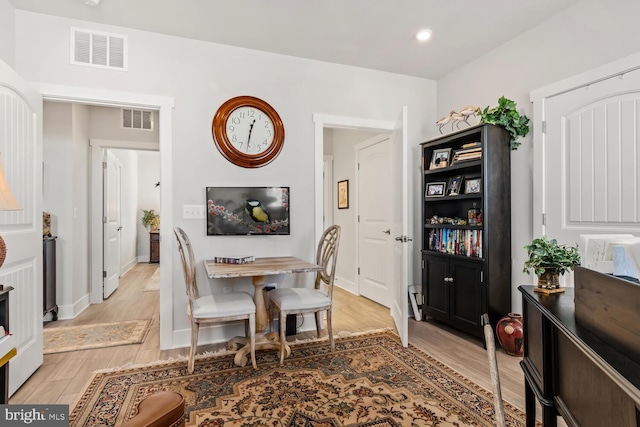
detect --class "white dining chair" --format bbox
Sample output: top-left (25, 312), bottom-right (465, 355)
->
top-left (268, 225), bottom-right (341, 364)
top-left (174, 227), bottom-right (257, 372)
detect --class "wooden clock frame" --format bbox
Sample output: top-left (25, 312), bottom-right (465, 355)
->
top-left (212, 96), bottom-right (285, 168)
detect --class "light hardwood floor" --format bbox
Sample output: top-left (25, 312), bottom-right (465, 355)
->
top-left (10, 262), bottom-right (528, 417)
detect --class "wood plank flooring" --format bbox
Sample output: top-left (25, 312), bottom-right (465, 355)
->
top-left (10, 262), bottom-right (531, 420)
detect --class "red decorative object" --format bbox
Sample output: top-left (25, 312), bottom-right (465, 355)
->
top-left (496, 313), bottom-right (524, 356)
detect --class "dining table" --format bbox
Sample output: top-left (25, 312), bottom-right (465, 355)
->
top-left (203, 256), bottom-right (323, 366)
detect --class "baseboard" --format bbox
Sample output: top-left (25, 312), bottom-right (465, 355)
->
top-left (334, 276), bottom-right (357, 295)
top-left (138, 255), bottom-right (150, 263)
top-left (121, 257), bottom-right (138, 276)
top-left (56, 293), bottom-right (91, 320)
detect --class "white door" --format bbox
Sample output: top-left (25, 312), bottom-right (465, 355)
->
top-left (542, 68), bottom-right (640, 250)
top-left (357, 134), bottom-right (392, 307)
top-left (391, 107), bottom-right (410, 347)
top-left (0, 60), bottom-right (43, 395)
top-left (103, 150), bottom-right (121, 298)
top-left (323, 156), bottom-right (333, 230)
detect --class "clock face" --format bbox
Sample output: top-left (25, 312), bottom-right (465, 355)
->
top-left (225, 106), bottom-right (275, 155)
top-left (212, 96), bottom-right (285, 168)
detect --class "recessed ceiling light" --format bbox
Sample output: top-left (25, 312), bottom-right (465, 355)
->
top-left (415, 29), bottom-right (432, 42)
top-left (83, 0), bottom-right (101, 6)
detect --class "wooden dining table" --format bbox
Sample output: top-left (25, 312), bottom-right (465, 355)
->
top-left (203, 256), bottom-right (323, 366)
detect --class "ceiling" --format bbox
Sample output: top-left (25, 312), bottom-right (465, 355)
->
top-left (9, 0), bottom-right (582, 79)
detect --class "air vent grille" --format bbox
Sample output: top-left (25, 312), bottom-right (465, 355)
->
top-left (122, 109), bottom-right (153, 131)
top-left (70, 27), bottom-right (128, 71)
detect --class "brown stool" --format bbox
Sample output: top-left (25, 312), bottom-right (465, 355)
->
top-left (120, 391), bottom-right (185, 427)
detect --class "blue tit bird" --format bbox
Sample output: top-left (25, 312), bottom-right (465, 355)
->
top-left (245, 200), bottom-right (271, 224)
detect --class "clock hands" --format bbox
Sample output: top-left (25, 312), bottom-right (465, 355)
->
top-left (246, 119), bottom-right (256, 152)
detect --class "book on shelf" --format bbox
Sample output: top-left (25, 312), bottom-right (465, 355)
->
top-left (427, 228), bottom-right (482, 258)
top-left (213, 255), bottom-right (255, 264)
top-left (461, 141), bottom-right (481, 149)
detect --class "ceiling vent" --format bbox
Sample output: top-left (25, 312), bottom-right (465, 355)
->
top-left (70, 27), bottom-right (127, 70)
top-left (122, 109), bottom-right (153, 131)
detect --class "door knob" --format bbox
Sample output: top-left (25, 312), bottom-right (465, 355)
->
top-left (382, 229), bottom-right (391, 235)
top-left (117, 226), bottom-right (123, 231)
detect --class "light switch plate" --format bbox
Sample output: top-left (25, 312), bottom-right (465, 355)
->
top-left (183, 205), bottom-right (206, 219)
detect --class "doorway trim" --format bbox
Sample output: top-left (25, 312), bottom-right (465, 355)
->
top-left (32, 83), bottom-right (175, 349)
top-left (312, 114), bottom-right (394, 245)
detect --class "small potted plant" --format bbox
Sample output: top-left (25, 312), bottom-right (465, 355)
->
top-left (479, 96), bottom-right (530, 150)
top-left (523, 236), bottom-right (580, 294)
top-left (141, 209), bottom-right (160, 232)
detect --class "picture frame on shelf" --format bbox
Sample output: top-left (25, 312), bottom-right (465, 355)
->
top-left (425, 182), bottom-right (446, 197)
top-left (337, 179), bottom-right (349, 209)
top-left (429, 148), bottom-right (451, 170)
top-left (447, 176), bottom-right (463, 196)
top-left (465, 178), bottom-right (481, 194)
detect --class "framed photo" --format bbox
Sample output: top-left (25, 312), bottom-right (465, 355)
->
top-left (465, 178), bottom-right (481, 194)
top-left (425, 182), bottom-right (446, 197)
top-left (447, 176), bottom-right (463, 196)
top-left (429, 148), bottom-right (451, 170)
top-left (337, 179), bottom-right (349, 209)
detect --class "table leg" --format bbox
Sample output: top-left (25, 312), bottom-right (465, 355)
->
top-left (525, 378), bottom-right (536, 427)
top-left (228, 274), bottom-right (291, 366)
top-left (252, 275), bottom-right (268, 333)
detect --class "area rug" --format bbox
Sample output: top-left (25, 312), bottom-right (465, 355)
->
top-left (143, 267), bottom-right (160, 291)
top-left (70, 330), bottom-right (533, 426)
top-left (43, 319), bottom-right (152, 354)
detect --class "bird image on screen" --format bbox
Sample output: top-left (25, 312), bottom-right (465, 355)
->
top-left (206, 187), bottom-right (289, 235)
top-left (245, 200), bottom-right (271, 224)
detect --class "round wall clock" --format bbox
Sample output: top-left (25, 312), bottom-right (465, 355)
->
top-left (212, 96), bottom-right (285, 168)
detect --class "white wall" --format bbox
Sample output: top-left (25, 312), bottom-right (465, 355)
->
top-left (0, 0), bottom-right (14, 68)
top-left (137, 151), bottom-right (160, 261)
top-left (71, 103), bottom-right (90, 307)
top-left (42, 102), bottom-right (91, 318)
top-left (14, 10), bottom-right (436, 343)
top-left (43, 102), bottom-right (75, 316)
top-left (437, 0), bottom-right (640, 312)
top-left (90, 107), bottom-right (159, 142)
top-left (110, 149), bottom-right (139, 272)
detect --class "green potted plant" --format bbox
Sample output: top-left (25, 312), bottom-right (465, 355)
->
top-left (479, 96), bottom-right (530, 150)
top-left (523, 236), bottom-right (580, 294)
top-left (141, 209), bottom-right (160, 232)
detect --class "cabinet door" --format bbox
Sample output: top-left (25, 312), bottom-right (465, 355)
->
top-left (449, 259), bottom-right (483, 330)
top-left (423, 254), bottom-right (449, 319)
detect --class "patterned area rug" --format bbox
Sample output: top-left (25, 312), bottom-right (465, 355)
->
top-left (44, 319), bottom-right (152, 354)
top-left (143, 267), bottom-right (160, 291)
top-left (70, 330), bottom-right (533, 426)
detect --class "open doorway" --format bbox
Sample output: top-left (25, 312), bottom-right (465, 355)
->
top-left (316, 116), bottom-right (395, 303)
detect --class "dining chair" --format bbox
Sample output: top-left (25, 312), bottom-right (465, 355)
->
top-left (174, 227), bottom-right (257, 372)
top-left (268, 225), bottom-right (341, 364)
top-left (482, 313), bottom-right (507, 427)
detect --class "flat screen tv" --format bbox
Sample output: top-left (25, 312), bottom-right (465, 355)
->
top-left (206, 186), bottom-right (290, 235)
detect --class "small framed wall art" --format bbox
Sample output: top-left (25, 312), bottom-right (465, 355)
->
top-left (337, 179), bottom-right (349, 209)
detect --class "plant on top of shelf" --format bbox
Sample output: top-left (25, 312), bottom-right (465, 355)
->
top-left (479, 96), bottom-right (530, 150)
top-left (141, 209), bottom-right (160, 231)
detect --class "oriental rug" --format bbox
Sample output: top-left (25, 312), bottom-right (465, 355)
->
top-left (70, 330), bottom-right (531, 426)
top-left (43, 319), bottom-right (152, 354)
